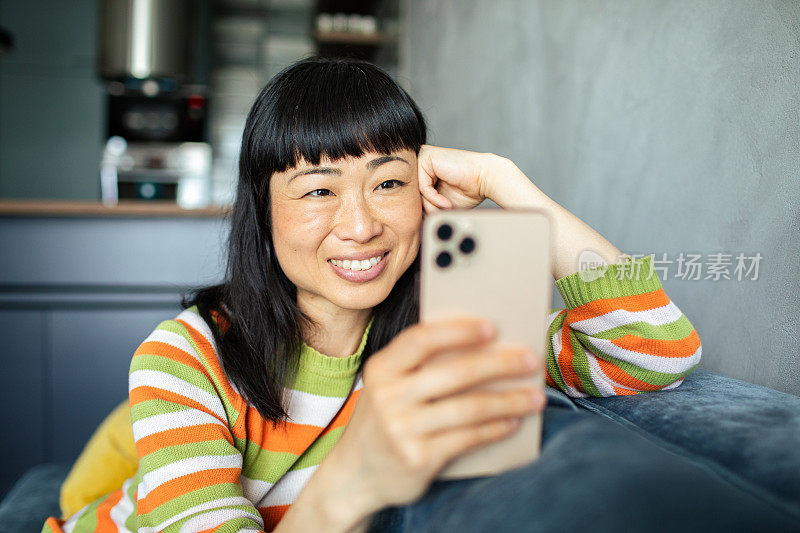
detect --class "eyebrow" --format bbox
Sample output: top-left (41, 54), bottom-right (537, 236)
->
top-left (287, 155), bottom-right (409, 183)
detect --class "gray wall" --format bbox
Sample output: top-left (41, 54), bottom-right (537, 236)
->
top-left (0, 215), bottom-right (228, 498)
top-left (0, 0), bottom-right (104, 200)
top-left (402, 0), bottom-right (799, 395)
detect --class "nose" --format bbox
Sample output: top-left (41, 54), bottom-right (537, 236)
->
top-left (333, 193), bottom-right (383, 243)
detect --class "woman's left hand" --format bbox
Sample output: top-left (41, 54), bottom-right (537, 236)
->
top-left (417, 145), bottom-right (497, 213)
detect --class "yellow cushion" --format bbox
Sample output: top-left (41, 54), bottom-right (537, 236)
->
top-left (59, 399), bottom-right (139, 519)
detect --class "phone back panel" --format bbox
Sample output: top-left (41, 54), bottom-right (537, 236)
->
top-left (420, 209), bottom-right (552, 479)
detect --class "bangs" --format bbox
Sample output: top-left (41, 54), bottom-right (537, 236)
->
top-left (243, 57), bottom-right (426, 175)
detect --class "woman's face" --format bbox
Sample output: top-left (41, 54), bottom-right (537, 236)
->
top-left (269, 148), bottom-right (422, 314)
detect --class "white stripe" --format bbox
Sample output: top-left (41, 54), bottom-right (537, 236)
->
top-left (108, 477), bottom-right (135, 532)
top-left (129, 369), bottom-right (227, 421)
top-left (176, 308), bottom-right (244, 397)
top-left (585, 347), bottom-right (689, 396)
top-left (132, 407), bottom-right (226, 442)
top-left (257, 465), bottom-right (319, 508)
top-left (61, 502), bottom-right (89, 533)
top-left (137, 496), bottom-right (260, 533)
top-left (583, 350), bottom-right (618, 397)
top-left (588, 337), bottom-right (702, 374)
top-left (569, 302), bottom-right (684, 336)
top-left (178, 507), bottom-right (263, 533)
top-left (178, 309), bottom-right (218, 352)
top-left (282, 387), bottom-right (348, 427)
top-left (546, 310), bottom-right (563, 329)
top-left (551, 327), bottom-right (588, 398)
top-left (240, 475), bottom-right (274, 504)
top-left (352, 373), bottom-right (364, 392)
top-left (142, 328), bottom-right (202, 365)
top-left (138, 454), bottom-right (242, 499)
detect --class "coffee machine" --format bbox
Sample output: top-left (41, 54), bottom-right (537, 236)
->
top-left (97, 0), bottom-right (211, 208)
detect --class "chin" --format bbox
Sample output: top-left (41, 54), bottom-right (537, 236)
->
top-left (327, 283), bottom-right (394, 311)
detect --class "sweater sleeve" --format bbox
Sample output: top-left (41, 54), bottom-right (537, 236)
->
top-left (544, 254), bottom-right (702, 397)
top-left (129, 318), bottom-right (266, 532)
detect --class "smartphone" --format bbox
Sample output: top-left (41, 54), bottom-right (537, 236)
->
top-left (420, 208), bottom-right (552, 479)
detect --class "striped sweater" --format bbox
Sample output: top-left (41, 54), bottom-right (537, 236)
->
top-left (42, 254), bottom-right (701, 533)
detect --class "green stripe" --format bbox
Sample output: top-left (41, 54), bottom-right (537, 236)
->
top-left (131, 353), bottom-right (218, 397)
top-left (241, 446), bottom-right (301, 484)
top-left (567, 335), bottom-right (602, 396)
top-left (161, 315), bottom-right (243, 431)
top-left (290, 427), bottom-right (345, 470)
top-left (124, 472), bottom-right (141, 533)
top-left (131, 399), bottom-right (190, 423)
top-left (555, 255), bottom-right (664, 309)
top-left (142, 483), bottom-right (253, 527)
top-left (580, 335), bottom-right (696, 386)
top-left (586, 314), bottom-right (694, 341)
top-left (239, 427), bottom-right (346, 483)
top-left (290, 370), bottom-right (357, 397)
top-left (141, 439), bottom-right (236, 470)
top-left (545, 312), bottom-right (569, 393)
top-left (71, 494), bottom-right (105, 531)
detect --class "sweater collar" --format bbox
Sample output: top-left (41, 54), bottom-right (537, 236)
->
top-left (298, 316), bottom-right (373, 378)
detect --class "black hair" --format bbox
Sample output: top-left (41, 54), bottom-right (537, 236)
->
top-left (182, 57), bottom-right (426, 426)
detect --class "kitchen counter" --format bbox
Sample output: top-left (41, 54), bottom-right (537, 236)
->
top-left (0, 199), bottom-right (229, 218)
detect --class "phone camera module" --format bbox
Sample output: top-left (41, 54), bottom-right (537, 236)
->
top-left (459, 237), bottom-right (476, 255)
top-left (436, 223), bottom-right (453, 241)
top-left (435, 251), bottom-right (453, 268)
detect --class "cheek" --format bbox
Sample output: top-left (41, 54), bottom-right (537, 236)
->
top-left (270, 201), bottom-right (332, 264)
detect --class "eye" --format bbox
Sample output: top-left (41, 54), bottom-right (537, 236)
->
top-left (305, 188), bottom-right (333, 198)
top-left (376, 179), bottom-right (406, 190)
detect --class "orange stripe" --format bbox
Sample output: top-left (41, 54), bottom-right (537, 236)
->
top-left (557, 327), bottom-right (584, 393)
top-left (138, 467), bottom-right (240, 515)
top-left (129, 385), bottom-right (228, 427)
top-left (94, 489), bottom-right (123, 532)
top-left (134, 340), bottom-right (208, 377)
top-left (320, 389), bottom-right (361, 436)
top-left (177, 318), bottom-right (248, 439)
top-left (242, 388), bottom-right (362, 456)
top-left (260, 504), bottom-right (290, 531)
top-left (610, 329), bottom-right (701, 358)
top-left (595, 357), bottom-right (665, 392)
top-left (136, 423), bottom-right (234, 457)
top-left (43, 517), bottom-right (65, 532)
top-left (568, 288), bottom-right (670, 322)
top-left (545, 372), bottom-right (557, 388)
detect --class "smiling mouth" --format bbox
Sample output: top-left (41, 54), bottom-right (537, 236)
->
top-left (327, 253), bottom-right (385, 271)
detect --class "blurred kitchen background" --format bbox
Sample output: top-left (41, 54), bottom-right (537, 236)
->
top-left (1, 0), bottom-right (798, 506)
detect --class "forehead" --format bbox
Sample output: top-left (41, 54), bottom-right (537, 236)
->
top-left (289, 149), bottom-right (416, 171)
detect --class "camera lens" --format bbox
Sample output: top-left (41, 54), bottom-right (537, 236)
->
top-left (435, 251), bottom-right (452, 268)
top-left (436, 223), bottom-right (453, 241)
top-left (459, 237), bottom-right (476, 254)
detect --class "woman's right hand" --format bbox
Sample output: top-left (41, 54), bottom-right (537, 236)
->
top-left (327, 317), bottom-right (547, 515)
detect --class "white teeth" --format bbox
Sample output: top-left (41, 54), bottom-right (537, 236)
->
top-left (330, 255), bottom-right (384, 271)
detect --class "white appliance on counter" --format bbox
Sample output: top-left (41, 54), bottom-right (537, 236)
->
top-left (101, 136), bottom-right (212, 209)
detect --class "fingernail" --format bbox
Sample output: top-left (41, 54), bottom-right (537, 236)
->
top-left (480, 321), bottom-right (496, 339)
top-left (524, 351), bottom-right (539, 369)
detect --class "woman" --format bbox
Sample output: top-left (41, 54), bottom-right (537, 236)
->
top-left (44, 56), bottom-right (781, 533)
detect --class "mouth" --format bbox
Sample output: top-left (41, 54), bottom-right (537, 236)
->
top-left (327, 251), bottom-right (390, 282)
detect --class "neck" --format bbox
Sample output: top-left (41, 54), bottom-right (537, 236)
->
top-left (297, 292), bottom-right (372, 357)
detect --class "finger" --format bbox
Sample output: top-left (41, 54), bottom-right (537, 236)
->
top-left (426, 417), bottom-right (522, 470)
top-left (422, 195), bottom-right (439, 214)
top-left (380, 318), bottom-right (497, 374)
top-left (406, 387), bottom-right (547, 436)
top-left (418, 178), bottom-right (452, 209)
top-left (404, 345), bottom-right (543, 404)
